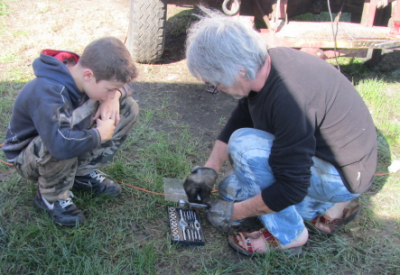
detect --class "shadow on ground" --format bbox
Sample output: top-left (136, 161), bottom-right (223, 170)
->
top-left (157, 8), bottom-right (200, 64)
top-left (129, 81), bottom-right (237, 143)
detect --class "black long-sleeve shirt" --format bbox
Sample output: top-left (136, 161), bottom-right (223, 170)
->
top-left (218, 47), bottom-right (377, 212)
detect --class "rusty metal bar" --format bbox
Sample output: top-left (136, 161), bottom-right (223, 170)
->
top-left (275, 0), bottom-right (287, 20)
top-left (393, 0), bottom-right (400, 22)
top-left (361, 0), bottom-right (378, 27)
top-left (254, 0), bottom-right (272, 30)
top-left (259, 21), bottom-right (400, 50)
top-left (389, 0), bottom-right (400, 38)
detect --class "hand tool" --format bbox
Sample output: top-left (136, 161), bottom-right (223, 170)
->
top-left (178, 199), bottom-right (208, 208)
top-left (179, 209), bottom-right (188, 240)
top-left (193, 213), bottom-right (202, 241)
top-left (168, 207), bottom-right (205, 246)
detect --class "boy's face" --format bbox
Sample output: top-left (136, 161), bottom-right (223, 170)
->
top-left (82, 70), bottom-right (125, 101)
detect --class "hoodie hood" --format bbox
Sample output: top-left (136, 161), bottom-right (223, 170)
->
top-left (33, 49), bottom-right (83, 105)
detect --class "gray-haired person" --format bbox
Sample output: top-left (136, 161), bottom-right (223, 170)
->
top-left (183, 8), bottom-right (377, 256)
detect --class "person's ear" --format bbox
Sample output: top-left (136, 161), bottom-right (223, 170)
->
top-left (240, 69), bottom-right (246, 77)
top-left (82, 68), bottom-right (95, 82)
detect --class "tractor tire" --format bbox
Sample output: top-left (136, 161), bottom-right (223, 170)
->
top-left (126, 0), bottom-right (167, 63)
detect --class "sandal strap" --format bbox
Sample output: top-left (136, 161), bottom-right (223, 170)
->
top-left (319, 216), bottom-right (331, 224)
top-left (262, 230), bottom-right (279, 248)
top-left (311, 203), bottom-right (361, 234)
top-left (245, 236), bottom-right (254, 253)
top-left (312, 213), bottom-right (340, 224)
top-left (244, 229), bottom-right (279, 253)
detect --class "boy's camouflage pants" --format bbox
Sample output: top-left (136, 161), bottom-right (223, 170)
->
top-left (14, 97), bottom-right (139, 202)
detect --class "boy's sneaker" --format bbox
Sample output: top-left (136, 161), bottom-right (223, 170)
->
top-left (73, 169), bottom-right (122, 197)
top-left (34, 190), bottom-right (85, 227)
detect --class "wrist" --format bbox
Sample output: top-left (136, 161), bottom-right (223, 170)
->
top-left (116, 89), bottom-right (122, 99)
top-left (95, 127), bottom-right (104, 141)
top-left (230, 202), bottom-right (240, 221)
top-left (204, 161), bottom-right (221, 173)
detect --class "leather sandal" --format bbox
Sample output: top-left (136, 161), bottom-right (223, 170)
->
top-left (311, 203), bottom-right (361, 235)
top-left (228, 228), bottom-right (303, 256)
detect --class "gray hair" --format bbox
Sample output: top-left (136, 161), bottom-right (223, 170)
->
top-left (186, 7), bottom-right (268, 87)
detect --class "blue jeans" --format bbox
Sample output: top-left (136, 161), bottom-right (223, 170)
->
top-left (218, 128), bottom-right (359, 245)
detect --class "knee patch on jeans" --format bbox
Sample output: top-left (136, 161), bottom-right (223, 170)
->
top-left (217, 172), bottom-right (241, 201)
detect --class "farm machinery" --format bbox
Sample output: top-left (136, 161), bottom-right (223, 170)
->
top-left (126, 0), bottom-right (400, 66)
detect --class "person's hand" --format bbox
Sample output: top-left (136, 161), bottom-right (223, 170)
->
top-left (204, 199), bottom-right (235, 233)
top-left (183, 166), bottom-right (217, 203)
top-left (93, 93), bottom-right (121, 126)
top-left (96, 118), bottom-right (116, 141)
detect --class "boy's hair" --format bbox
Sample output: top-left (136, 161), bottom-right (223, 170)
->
top-left (79, 36), bottom-right (138, 83)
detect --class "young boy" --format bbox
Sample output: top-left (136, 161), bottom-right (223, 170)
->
top-left (2, 36), bottom-right (139, 227)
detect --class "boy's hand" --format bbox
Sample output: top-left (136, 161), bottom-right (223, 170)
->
top-left (93, 93), bottom-right (121, 126)
top-left (96, 118), bottom-right (116, 141)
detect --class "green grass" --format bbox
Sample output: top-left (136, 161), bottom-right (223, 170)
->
top-left (357, 79), bottom-right (400, 145)
top-left (1, 75), bottom-right (399, 273)
top-left (1, 2), bottom-right (400, 274)
top-left (0, 53), bottom-right (16, 63)
top-left (0, 1), bottom-right (9, 16)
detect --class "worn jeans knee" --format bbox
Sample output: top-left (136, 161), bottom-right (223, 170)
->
top-left (217, 171), bottom-right (242, 202)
